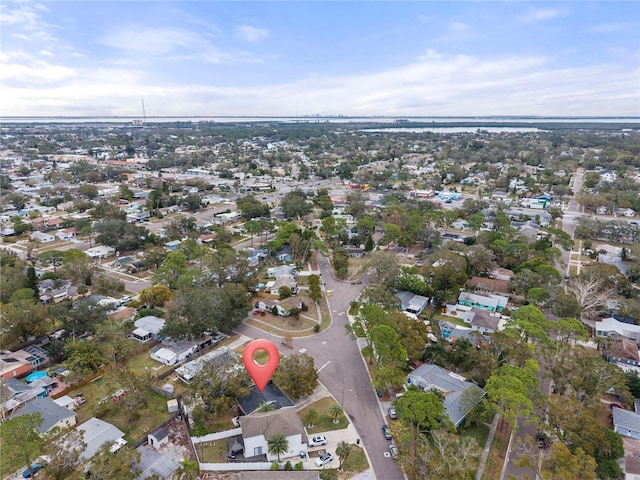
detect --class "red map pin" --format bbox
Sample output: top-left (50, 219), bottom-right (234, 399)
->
top-left (243, 339), bottom-right (280, 392)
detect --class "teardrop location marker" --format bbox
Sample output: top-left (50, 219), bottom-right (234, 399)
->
top-left (242, 339), bottom-right (280, 392)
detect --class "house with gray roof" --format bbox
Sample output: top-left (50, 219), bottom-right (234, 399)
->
top-left (239, 408), bottom-right (307, 461)
top-left (77, 417), bottom-right (126, 459)
top-left (134, 445), bottom-right (179, 480)
top-left (395, 291), bottom-right (430, 315)
top-left (613, 407), bottom-right (640, 439)
top-left (407, 363), bottom-right (485, 427)
top-left (14, 397), bottom-right (77, 433)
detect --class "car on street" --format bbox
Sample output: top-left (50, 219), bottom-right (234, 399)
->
top-left (382, 424), bottom-right (392, 440)
top-left (309, 435), bottom-right (328, 447)
top-left (314, 452), bottom-right (334, 467)
top-left (388, 406), bottom-right (397, 419)
top-left (389, 444), bottom-right (399, 460)
top-left (22, 464), bottom-right (44, 478)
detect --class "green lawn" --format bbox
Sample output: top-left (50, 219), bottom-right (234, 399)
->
top-left (298, 397), bottom-right (349, 432)
top-left (68, 373), bottom-right (173, 443)
top-left (101, 391), bottom-right (173, 442)
top-left (340, 446), bottom-right (369, 474)
top-left (197, 439), bottom-right (228, 463)
top-left (459, 422), bottom-right (490, 449)
top-left (126, 348), bottom-right (173, 377)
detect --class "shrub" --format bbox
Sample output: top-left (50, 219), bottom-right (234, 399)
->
top-left (270, 462), bottom-right (280, 471)
top-left (313, 324), bottom-right (321, 333)
top-left (284, 461), bottom-right (293, 471)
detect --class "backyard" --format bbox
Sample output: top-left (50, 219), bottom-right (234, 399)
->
top-left (298, 396), bottom-right (350, 432)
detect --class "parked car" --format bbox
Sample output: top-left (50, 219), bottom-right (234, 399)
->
top-left (252, 309), bottom-right (263, 315)
top-left (388, 406), bottom-right (397, 419)
top-left (309, 435), bottom-right (327, 447)
top-left (382, 424), bottom-right (392, 440)
top-left (389, 444), bottom-right (399, 460)
top-left (314, 452), bottom-right (334, 467)
top-left (22, 464), bottom-right (44, 478)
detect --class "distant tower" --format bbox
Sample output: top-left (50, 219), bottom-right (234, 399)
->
top-left (141, 96), bottom-right (147, 123)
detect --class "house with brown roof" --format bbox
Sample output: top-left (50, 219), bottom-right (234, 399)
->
top-left (239, 408), bottom-right (308, 461)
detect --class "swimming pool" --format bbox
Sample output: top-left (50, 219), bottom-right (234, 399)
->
top-left (26, 371), bottom-right (48, 383)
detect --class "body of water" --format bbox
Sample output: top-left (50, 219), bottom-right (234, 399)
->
top-left (2, 116), bottom-right (639, 125)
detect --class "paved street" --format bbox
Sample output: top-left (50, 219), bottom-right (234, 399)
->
top-left (235, 253), bottom-right (404, 480)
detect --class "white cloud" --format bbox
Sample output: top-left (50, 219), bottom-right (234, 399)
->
top-left (40, 49), bottom-right (54, 57)
top-left (234, 25), bottom-right (269, 43)
top-left (1, 51), bottom-right (637, 117)
top-left (518, 8), bottom-right (564, 23)
top-left (450, 22), bottom-right (470, 33)
top-left (586, 22), bottom-right (633, 33)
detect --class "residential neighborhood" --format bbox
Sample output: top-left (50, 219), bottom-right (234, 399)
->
top-left (1, 119), bottom-right (640, 480)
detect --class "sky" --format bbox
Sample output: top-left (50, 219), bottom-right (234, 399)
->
top-left (1, 1), bottom-right (639, 118)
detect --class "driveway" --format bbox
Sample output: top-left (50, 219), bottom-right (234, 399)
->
top-left (235, 252), bottom-right (404, 480)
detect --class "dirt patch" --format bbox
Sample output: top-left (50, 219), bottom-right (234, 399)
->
top-left (158, 418), bottom-right (198, 464)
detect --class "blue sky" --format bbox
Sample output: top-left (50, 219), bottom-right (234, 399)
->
top-left (1, 1), bottom-right (638, 117)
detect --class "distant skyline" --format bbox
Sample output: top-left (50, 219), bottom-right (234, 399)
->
top-left (1, 1), bottom-right (639, 117)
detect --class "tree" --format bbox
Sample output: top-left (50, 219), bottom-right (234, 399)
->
top-left (303, 409), bottom-right (319, 429)
top-left (368, 324), bottom-right (407, 368)
top-left (336, 441), bottom-right (352, 469)
top-left (267, 433), bottom-right (289, 462)
top-left (484, 360), bottom-right (539, 430)
top-left (395, 387), bottom-right (449, 433)
top-left (361, 251), bottom-right (402, 287)
top-left (175, 459), bottom-right (199, 480)
top-left (565, 269), bottom-right (616, 316)
top-left (85, 443), bottom-right (141, 480)
top-left (329, 403), bottom-right (344, 424)
top-left (420, 429), bottom-right (481, 480)
top-left (0, 299), bottom-right (49, 349)
top-left (280, 190), bottom-right (311, 219)
top-left (64, 340), bottom-right (105, 381)
top-left (256, 401), bottom-right (276, 412)
top-left (41, 427), bottom-right (87, 480)
top-left (0, 413), bottom-right (45, 478)
top-left (542, 442), bottom-right (597, 480)
top-left (278, 286), bottom-right (292, 299)
top-left (138, 285), bottom-right (173, 308)
top-left (38, 250), bottom-right (65, 273)
top-left (191, 355), bottom-right (251, 414)
top-left (272, 354), bottom-right (319, 401)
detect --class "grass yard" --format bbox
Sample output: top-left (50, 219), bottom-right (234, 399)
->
top-left (100, 391), bottom-right (173, 442)
top-left (298, 396), bottom-right (349, 432)
top-left (69, 373), bottom-right (173, 443)
top-left (482, 420), bottom-right (511, 480)
top-left (339, 445), bottom-right (369, 475)
top-left (124, 348), bottom-right (173, 378)
top-left (459, 422), bottom-right (490, 450)
top-left (197, 439), bottom-right (228, 463)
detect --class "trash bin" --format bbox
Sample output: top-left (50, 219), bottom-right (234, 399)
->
top-left (356, 439), bottom-right (360, 445)
top-left (300, 451), bottom-right (306, 459)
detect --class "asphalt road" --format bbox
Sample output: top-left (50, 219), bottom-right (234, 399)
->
top-left (235, 253), bottom-right (404, 480)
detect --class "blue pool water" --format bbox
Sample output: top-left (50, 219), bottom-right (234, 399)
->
top-left (26, 371), bottom-right (47, 383)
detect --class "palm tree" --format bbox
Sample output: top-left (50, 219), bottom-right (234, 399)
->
top-left (267, 433), bottom-right (289, 462)
top-left (175, 458), bottom-right (199, 479)
top-left (256, 401), bottom-right (276, 413)
top-left (303, 409), bottom-right (319, 429)
top-left (329, 402), bottom-right (344, 424)
top-left (336, 441), bottom-right (352, 469)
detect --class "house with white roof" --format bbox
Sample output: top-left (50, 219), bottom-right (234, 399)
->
top-left (594, 317), bottom-right (640, 343)
top-left (150, 340), bottom-right (198, 366)
top-left (132, 316), bottom-right (166, 342)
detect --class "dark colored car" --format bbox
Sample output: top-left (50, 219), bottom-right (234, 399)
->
top-left (22, 464), bottom-right (44, 478)
top-left (382, 424), bottom-right (392, 440)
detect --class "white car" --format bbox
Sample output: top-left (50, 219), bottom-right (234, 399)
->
top-left (315, 452), bottom-right (334, 467)
top-left (309, 435), bottom-right (327, 447)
